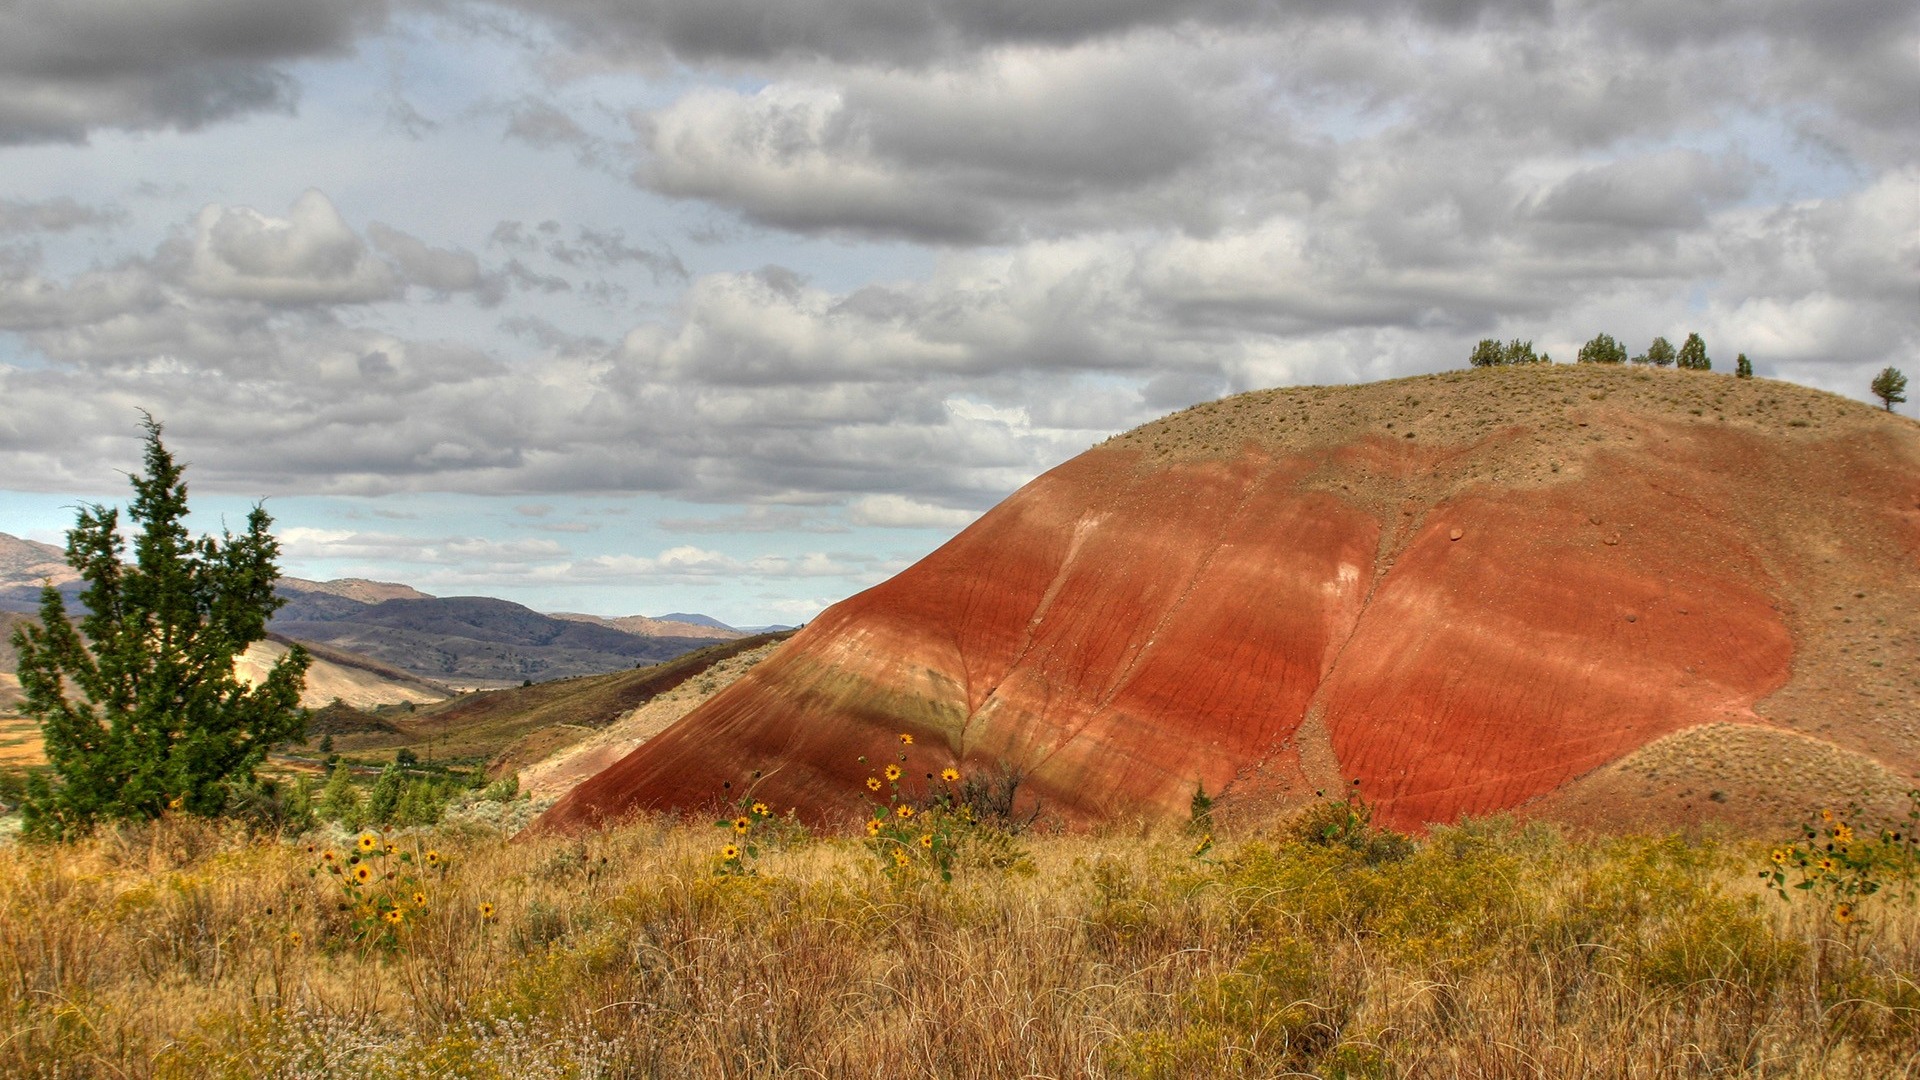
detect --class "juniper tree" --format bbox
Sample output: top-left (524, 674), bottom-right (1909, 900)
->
top-left (1676, 332), bottom-right (1710, 371)
top-left (9, 416), bottom-right (309, 837)
top-left (1468, 338), bottom-right (1505, 367)
top-left (1577, 332), bottom-right (1627, 365)
top-left (1634, 336), bottom-right (1676, 367)
top-left (1735, 353), bottom-right (1753, 379)
top-left (1872, 366), bottom-right (1908, 412)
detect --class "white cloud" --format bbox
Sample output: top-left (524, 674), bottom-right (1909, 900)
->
top-left (847, 494), bottom-right (980, 529)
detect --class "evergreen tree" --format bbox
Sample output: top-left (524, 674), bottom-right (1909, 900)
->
top-left (1503, 339), bottom-right (1540, 364)
top-left (1468, 339), bottom-right (1505, 367)
top-left (10, 416), bottom-right (309, 837)
top-left (318, 761), bottom-right (361, 825)
top-left (1636, 336), bottom-right (1676, 367)
top-left (1735, 353), bottom-right (1753, 379)
top-left (367, 763), bottom-right (403, 825)
top-left (1577, 333), bottom-right (1627, 365)
top-left (1871, 366), bottom-right (1908, 412)
top-left (1676, 332), bottom-right (1710, 371)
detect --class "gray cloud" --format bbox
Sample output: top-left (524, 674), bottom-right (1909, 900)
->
top-left (0, 196), bottom-right (125, 234)
top-left (0, 0), bottom-right (387, 143)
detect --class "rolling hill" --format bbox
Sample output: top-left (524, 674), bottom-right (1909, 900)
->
top-left (538, 364), bottom-right (1920, 836)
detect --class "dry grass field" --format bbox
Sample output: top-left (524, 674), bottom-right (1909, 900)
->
top-left (1, 795), bottom-right (1914, 1079)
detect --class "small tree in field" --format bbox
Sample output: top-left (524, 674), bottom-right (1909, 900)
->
top-left (1676, 332), bottom-right (1710, 370)
top-left (1577, 332), bottom-right (1627, 365)
top-left (1735, 353), bottom-right (1753, 379)
top-left (1634, 336), bottom-right (1676, 367)
top-left (1871, 367), bottom-right (1907, 412)
top-left (10, 416), bottom-right (308, 838)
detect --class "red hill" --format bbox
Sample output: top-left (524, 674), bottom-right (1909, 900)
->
top-left (538, 365), bottom-right (1920, 835)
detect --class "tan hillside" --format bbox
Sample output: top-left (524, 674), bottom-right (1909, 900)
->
top-left (550, 611), bottom-right (743, 641)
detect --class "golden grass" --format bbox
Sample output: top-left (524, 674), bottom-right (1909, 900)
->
top-left (1, 810), bottom-right (1914, 1078)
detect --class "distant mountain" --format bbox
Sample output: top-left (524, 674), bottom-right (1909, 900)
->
top-left (0, 533), bottom-right (74, 596)
top-left (735, 624), bottom-right (797, 634)
top-left (0, 532), bottom-right (728, 687)
top-left (281, 577), bottom-right (433, 604)
top-left (271, 592), bottom-right (720, 687)
top-left (655, 612), bottom-right (738, 632)
top-left (551, 612), bottom-right (741, 641)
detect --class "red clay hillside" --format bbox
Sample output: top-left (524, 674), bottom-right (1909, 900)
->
top-left (537, 364), bottom-right (1920, 835)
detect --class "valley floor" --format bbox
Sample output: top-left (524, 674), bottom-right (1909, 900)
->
top-left (1, 805), bottom-right (1914, 1078)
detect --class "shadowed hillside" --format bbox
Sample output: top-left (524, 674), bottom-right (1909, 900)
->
top-left (540, 364), bottom-right (1920, 836)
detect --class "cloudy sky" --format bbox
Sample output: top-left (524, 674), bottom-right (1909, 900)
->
top-left (1, 0), bottom-right (1914, 625)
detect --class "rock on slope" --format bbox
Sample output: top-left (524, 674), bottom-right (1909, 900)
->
top-left (539, 366), bottom-right (1920, 834)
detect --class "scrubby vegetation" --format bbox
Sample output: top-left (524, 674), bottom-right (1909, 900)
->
top-left (2, 788), bottom-right (1915, 1078)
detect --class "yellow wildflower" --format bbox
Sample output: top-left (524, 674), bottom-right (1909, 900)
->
top-left (720, 844), bottom-right (741, 861)
top-left (941, 767), bottom-right (960, 782)
top-left (1769, 848), bottom-right (1789, 866)
top-left (424, 850), bottom-right (442, 867)
top-left (919, 834), bottom-right (933, 849)
top-left (1835, 824), bottom-right (1854, 846)
top-left (352, 865), bottom-right (374, 885)
top-left (893, 849), bottom-right (911, 867)
top-left (287, 930), bottom-right (303, 947)
top-left (751, 802), bottom-right (770, 817)
top-left (867, 777), bottom-right (883, 791)
top-left (383, 908), bottom-right (405, 926)
top-left (896, 805), bottom-right (915, 820)
top-left (866, 819), bottom-right (883, 836)
top-left (411, 891), bottom-right (427, 907)
top-left (479, 902), bottom-right (496, 921)
top-left (899, 733), bottom-right (913, 745)
top-left (884, 764), bottom-right (902, 782)
top-left (732, 816), bottom-right (752, 835)
top-left (358, 833), bottom-right (379, 853)
top-left (1834, 902), bottom-right (1856, 926)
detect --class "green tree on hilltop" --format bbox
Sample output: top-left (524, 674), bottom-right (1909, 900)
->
top-left (1469, 338), bottom-right (1542, 367)
top-left (1634, 336), bottom-right (1676, 367)
top-left (1871, 366), bottom-right (1908, 412)
top-left (1735, 353), bottom-right (1753, 379)
top-left (1676, 332), bottom-right (1710, 371)
top-left (10, 416), bottom-right (309, 838)
top-left (1577, 332), bottom-right (1627, 365)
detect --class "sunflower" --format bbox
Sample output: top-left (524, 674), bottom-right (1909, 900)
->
top-left (884, 764), bottom-right (902, 781)
top-left (866, 818), bottom-right (883, 836)
top-left (941, 767), bottom-right (960, 783)
top-left (424, 850), bottom-right (442, 867)
top-left (732, 816), bottom-right (752, 835)
top-left (1770, 848), bottom-right (1790, 866)
top-left (1815, 857), bottom-right (1837, 875)
top-left (918, 834), bottom-right (934, 849)
top-left (321, 849), bottom-right (338, 863)
top-left (899, 733), bottom-right (913, 745)
top-left (1834, 824), bottom-right (1854, 846)
top-left (383, 908), bottom-right (405, 926)
top-left (867, 777), bottom-right (883, 791)
top-left (352, 865), bottom-right (374, 885)
top-left (1834, 902), bottom-right (1856, 926)
top-left (287, 930), bottom-right (303, 947)
top-left (751, 802), bottom-right (770, 817)
top-left (893, 849), bottom-right (911, 867)
top-left (478, 902), bottom-right (496, 921)
top-left (411, 891), bottom-right (427, 907)
top-left (896, 804), bottom-right (915, 820)
top-left (357, 833), bottom-right (379, 853)
top-left (721, 844), bottom-right (741, 861)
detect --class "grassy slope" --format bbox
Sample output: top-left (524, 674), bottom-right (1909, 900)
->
top-left (0, 806), bottom-right (1912, 1077)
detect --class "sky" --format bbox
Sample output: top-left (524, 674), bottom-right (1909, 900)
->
top-left (0, 1), bottom-right (1915, 627)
